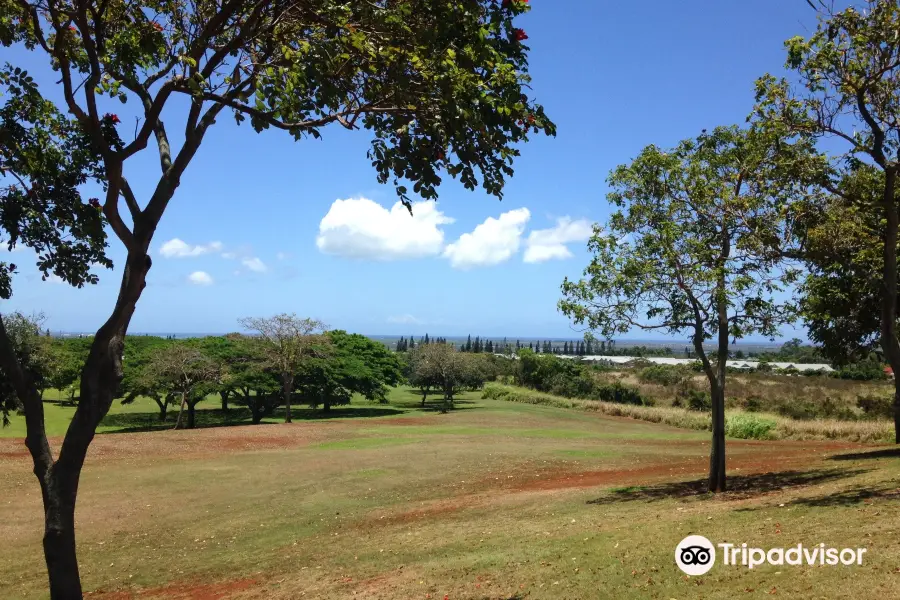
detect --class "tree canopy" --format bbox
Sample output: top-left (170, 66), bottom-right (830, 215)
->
top-left (559, 125), bottom-right (819, 492)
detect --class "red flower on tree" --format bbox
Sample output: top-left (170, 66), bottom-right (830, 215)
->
top-left (513, 29), bottom-right (528, 41)
top-left (104, 113), bottom-right (120, 124)
top-left (151, 22), bottom-right (163, 32)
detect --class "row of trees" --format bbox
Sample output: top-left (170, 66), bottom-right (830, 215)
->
top-left (394, 334), bottom-right (448, 352)
top-left (562, 1), bottom-right (900, 493)
top-left (1, 314), bottom-right (404, 430)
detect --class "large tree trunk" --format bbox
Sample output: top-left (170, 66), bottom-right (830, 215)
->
top-left (153, 396), bottom-right (168, 422)
top-left (175, 391), bottom-right (187, 429)
top-left (880, 168), bottom-right (900, 444)
top-left (708, 381), bottom-right (727, 493)
top-left (220, 391), bottom-right (229, 411)
top-left (282, 376), bottom-right (293, 423)
top-left (40, 471), bottom-right (80, 599)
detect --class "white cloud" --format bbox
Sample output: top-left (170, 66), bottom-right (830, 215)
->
top-left (523, 217), bottom-right (593, 263)
top-left (387, 314), bottom-right (424, 325)
top-left (442, 208), bottom-right (531, 269)
top-left (159, 238), bottom-right (223, 258)
top-left (241, 257), bottom-right (268, 273)
top-left (187, 271), bottom-right (214, 285)
top-left (276, 252), bottom-right (291, 261)
top-left (316, 197), bottom-right (454, 260)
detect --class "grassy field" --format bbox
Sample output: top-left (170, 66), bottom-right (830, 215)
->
top-left (2, 387), bottom-right (899, 599)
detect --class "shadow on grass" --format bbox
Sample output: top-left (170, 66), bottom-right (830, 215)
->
top-left (830, 448), bottom-right (900, 461)
top-left (100, 405), bottom-right (408, 433)
top-left (587, 468), bottom-right (870, 505)
top-left (787, 485), bottom-right (900, 507)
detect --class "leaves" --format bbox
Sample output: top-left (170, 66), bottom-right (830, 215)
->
top-left (560, 125), bottom-right (813, 352)
top-left (0, 65), bottom-right (110, 299)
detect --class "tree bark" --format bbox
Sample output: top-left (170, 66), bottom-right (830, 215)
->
top-left (220, 391), bottom-right (229, 411)
top-left (879, 168), bottom-right (900, 443)
top-left (41, 470), bottom-right (81, 600)
top-left (282, 376), bottom-right (293, 423)
top-left (153, 396), bottom-right (168, 422)
top-left (175, 391), bottom-right (187, 429)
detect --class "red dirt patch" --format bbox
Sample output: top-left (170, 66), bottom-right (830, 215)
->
top-left (87, 578), bottom-right (258, 600)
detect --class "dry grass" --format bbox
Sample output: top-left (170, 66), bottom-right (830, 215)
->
top-left (1, 390), bottom-right (898, 599)
top-left (608, 369), bottom-right (893, 410)
top-left (484, 384), bottom-right (895, 443)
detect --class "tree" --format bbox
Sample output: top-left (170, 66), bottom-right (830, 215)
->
top-left (754, 0), bottom-right (900, 441)
top-left (0, 313), bottom-right (48, 426)
top-left (118, 336), bottom-right (175, 421)
top-left (795, 176), bottom-right (894, 365)
top-left (319, 330), bottom-right (404, 405)
top-left (406, 345), bottom-right (437, 406)
top-left (560, 126), bottom-right (814, 492)
top-left (0, 0), bottom-right (554, 592)
top-left (145, 343), bottom-right (219, 429)
top-left (239, 314), bottom-right (328, 423)
top-left (222, 336), bottom-right (280, 425)
top-left (411, 343), bottom-right (465, 411)
top-left (45, 340), bottom-right (89, 405)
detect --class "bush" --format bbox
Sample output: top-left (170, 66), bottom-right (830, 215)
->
top-left (726, 414), bottom-right (777, 440)
top-left (546, 371), bottom-right (596, 398)
top-left (743, 396), bottom-right (762, 412)
top-left (637, 365), bottom-right (685, 387)
top-left (683, 390), bottom-right (711, 412)
top-left (857, 394), bottom-right (894, 420)
top-left (592, 381), bottom-right (651, 406)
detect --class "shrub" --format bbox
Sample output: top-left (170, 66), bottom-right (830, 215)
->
top-left (592, 381), bottom-right (650, 406)
top-left (775, 400), bottom-right (819, 421)
top-left (743, 396), bottom-right (762, 412)
top-left (857, 394), bottom-right (894, 420)
top-left (546, 372), bottom-right (595, 398)
top-left (684, 390), bottom-right (711, 412)
top-left (726, 414), bottom-right (777, 440)
top-left (637, 365), bottom-right (685, 387)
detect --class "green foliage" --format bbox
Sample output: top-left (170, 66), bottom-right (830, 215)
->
top-left (753, 1), bottom-right (900, 399)
top-left (513, 349), bottom-right (649, 405)
top-left (831, 358), bottom-right (889, 381)
top-left (857, 394), bottom-right (894, 420)
top-left (637, 365), bottom-right (686, 387)
top-left (560, 125), bottom-right (813, 348)
top-left (0, 313), bottom-right (47, 425)
top-left (725, 413), bottom-right (777, 440)
top-left (684, 390), bottom-right (712, 412)
top-left (0, 66), bottom-right (110, 299)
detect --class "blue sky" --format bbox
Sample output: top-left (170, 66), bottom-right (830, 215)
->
top-left (4, 1), bottom-right (820, 338)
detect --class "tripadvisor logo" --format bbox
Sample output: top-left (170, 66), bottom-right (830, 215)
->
top-left (675, 535), bottom-right (868, 575)
top-left (675, 535), bottom-right (716, 575)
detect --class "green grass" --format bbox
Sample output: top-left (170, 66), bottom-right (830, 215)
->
top-left (2, 386), bottom-right (899, 599)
